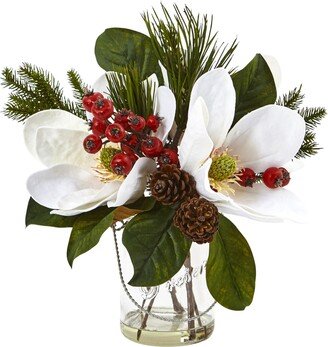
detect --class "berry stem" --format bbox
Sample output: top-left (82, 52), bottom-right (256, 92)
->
top-left (172, 127), bottom-right (184, 149)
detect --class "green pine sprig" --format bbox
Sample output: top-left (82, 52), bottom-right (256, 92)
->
top-left (142, 4), bottom-right (238, 130)
top-left (1, 63), bottom-right (87, 122)
top-left (277, 85), bottom-right (326, 158)
top-left (276, 85), bottom-right (304, 110)
top-left (67, 69), bottom-right (89, 115)
top-left (106, 65), bottom-right (155, 116)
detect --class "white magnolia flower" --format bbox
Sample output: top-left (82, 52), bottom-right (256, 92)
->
top-left (24, 84), bottom-right (175, 216)
top-left (177, 68), bottom-right (306, 222)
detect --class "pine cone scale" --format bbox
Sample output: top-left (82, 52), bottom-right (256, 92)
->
top-left (150, 164), bottom-right (196, 205)
top-left (174, 197), bottom-right (219, 244)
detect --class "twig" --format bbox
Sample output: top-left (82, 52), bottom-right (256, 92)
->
top-left (137, 296), bottom-right (156, 341)
top-left (170, 287), bottom-right (185, 314)
top-left (192, 291), bottom-right (203, 328)
top-left (184, 253), bottom-right (196, 339)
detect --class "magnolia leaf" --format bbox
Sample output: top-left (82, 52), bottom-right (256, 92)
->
top-left (95, 28), bottom-right (160, 80)
top-left (123, 204), bottom-right (191, 287)
top-left (67, 207), bottom-right (115, 267)
top-left (114, 197), bottom-right (156, 222)
top-left (232, 54), bottom-right (277, 126)
top-left (25, 198), bottom-right (77, 228)
top-left (206, 214), bottom-right (256, 310)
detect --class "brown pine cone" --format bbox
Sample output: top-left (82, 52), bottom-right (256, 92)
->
top-left (174, 197), bottom-right (219, 244)
top-left (149, 164), bottom-right (197, 205)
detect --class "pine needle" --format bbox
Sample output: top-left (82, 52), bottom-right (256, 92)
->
top-left (142, 4), bottom-right (238, 129)
top-left (277, 86), bottom-right (326, 158)
top-left (1, 63), bottom-right (87, 122)
top-left (106, 65), bottom-right (155, 116)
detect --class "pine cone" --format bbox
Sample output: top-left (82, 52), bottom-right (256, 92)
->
top-left (149, 164), bottom-right (197, 205)
top-left (174, 197), bottom-right (219, 244)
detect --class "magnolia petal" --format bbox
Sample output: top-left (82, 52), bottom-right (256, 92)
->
top-left (27, 164), bottom-right (104, 210)
top-left (108, 157), bottom-right (156, 207)
top-left (92, 73), bottom-right (109, 95)
top-left (24, 110), bottom-right (87, 158)
top-left (143, 73), bottom-right (159, 98)
top-left (154, 86), bottom-right (176, 141)
top-left (224, 105), bottom-right (306, 172)
top-left (57, 181), bottom-right (121, 212)
top-left (231, 184), bottom-right (307, 223)
top-left (179, 97), bottom-right (213, 174)
top-left (190, 68), bottom-right (236, 148)
top-left (193, 159), bottom-right (232, 203)
top-left (215, 200), bottom-right (283, 222)
top-left (35, 127), bottom-right (96, 170)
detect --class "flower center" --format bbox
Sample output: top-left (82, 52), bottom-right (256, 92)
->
top-left (100, 147), bottom-right (121, 169)
top-left (209, 153), bottom-right (237, 181)
top-left (94, 146), bottom-right (124, 183)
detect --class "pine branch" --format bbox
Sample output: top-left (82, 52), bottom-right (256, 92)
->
top-left (67, 69), bottom-right (89, 114)
top-left (277, 86), bottom-right (326, 158)
top-left (296, 130), bottom-right (321, 158)
top-left (106, 65), bottom-right (155, 116)
top-left (142, 4), bottom-right (238, 129)
top-left (1, 63), bottom-right (87, 122)
top-left (276, 85), bottom-right (304, 110)
top-left (299, 107), bottom-right (326, 130)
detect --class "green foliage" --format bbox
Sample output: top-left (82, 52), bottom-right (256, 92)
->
top-left (67, 207), bottom-right (116, 267)
top-left (67, 69), bottom-right (89, 113)
top-left (26, 196), bottom-right (157, 267)
top-left (143, 4), bottom-right (238, 129)
top-left (122, 204), bottom-right (191, 287)
top-left (276, 85), bottom-right (304, 110)
top-left (1, 63), bottom-right (87, 122)
top-left (106, 65), bottom-right (155, 115)
top-left (26, 198), bottom-right (77, 228)
top-left (95, 27), bottom-right (162, 82)
top-left (206, 214), bottom-right (256, 311)
top-left (277, 86), bottom-right (326, 158)
top-left (231, 54), bottom-right (277, 127)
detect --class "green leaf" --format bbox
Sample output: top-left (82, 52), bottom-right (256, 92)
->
top-left (95, 28), bottom-right (160, 80)
top-left (113, 196), bottom-right (156, 222)
top-left (206, 215), bottom-right (256, 311)
top-left (232, 54), bottom-right (277, 126)
top-left (67, 207), bottom-right (115, 267)
top-left (25, 198), bottom-right (77, 228)
top-left (122, 204), bottom-right (191, 287)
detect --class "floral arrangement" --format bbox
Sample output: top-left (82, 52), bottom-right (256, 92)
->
top-left (1, 4), bottom-right (326, 343)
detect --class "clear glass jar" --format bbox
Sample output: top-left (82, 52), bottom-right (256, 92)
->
top-left (114, 225), bottom-right (216, 346)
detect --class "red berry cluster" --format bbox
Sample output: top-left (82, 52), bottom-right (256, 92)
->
top-left (82, 91), bottom-right (179, 176)
top-left (238, 167), bottom-right (290, 189)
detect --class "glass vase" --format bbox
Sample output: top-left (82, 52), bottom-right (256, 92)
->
top-left (114, 225), bottom-right (216, 346)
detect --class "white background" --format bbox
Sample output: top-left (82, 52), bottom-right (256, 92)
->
top-left (0, 0), bottom-right (327, 346)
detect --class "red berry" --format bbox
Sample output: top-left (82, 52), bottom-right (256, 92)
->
top-left (105, 123), bottom-right (126, 143)
top-left (158, 148), bottom-right (179, 166)
top-left (115, 109), bottom-right (134, 130)
top-left (83, 134), bottom-right (102, 154)
top-left (262, 167), bottom-right (283, 189)
top-left (129, 115), bottom-right (146, 132)
top-left (238, 168), bottom-right (256, 187)
top-left (141, 136), bottom-right (163, 157)
top-left (91, 118), bottom-right (107, 137)
top-left (91, 98), bottom-right (114, 120)
top-left (82, 91), bottom-right (103, 112)
top-left (279, 167), bottom-right (291, 187)
top-left (110, 153), bottom-right (133, 175)
top-left (121, 143), bottom-right (135, 155)
top-left (146, 114), bottom-right (161, 132)
top-left (123, 133), bottom-right (139, 148)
